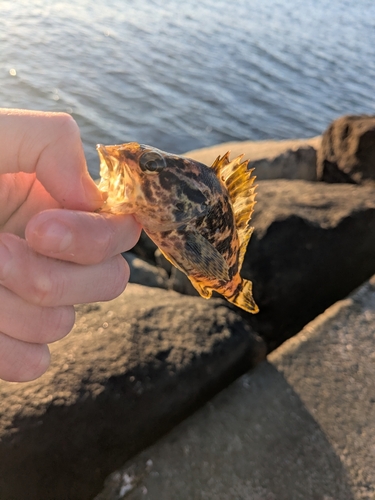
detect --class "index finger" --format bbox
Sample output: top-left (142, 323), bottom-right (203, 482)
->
top-left (0, 108), bottom-right (103, 211)
top-left (25, 209), bottom-right (142, 265)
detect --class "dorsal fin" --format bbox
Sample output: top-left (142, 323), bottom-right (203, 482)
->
top-left (211, 151), bottom-right (234, 181)
top-left (211, 152), bottom-right (257, 271)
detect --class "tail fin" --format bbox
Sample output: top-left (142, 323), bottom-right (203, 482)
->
top-left (228, 279), bottom-right (259, 314)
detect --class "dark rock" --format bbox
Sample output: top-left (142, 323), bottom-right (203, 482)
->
top-left (317, 115), bottom-right (375, 184)
top-left (250, 144), bottom-right (317, 181)
top-left (167, 266), bottom-right (198, 296)
top-left (244, 180), bottom-right (375, 348)
top-left (0, 284), bottom-right (266, 500)
top-left (154, 248), bottom-right (172, 274)
top-left (163, 180), bottom-right (375, 350)
top-left (125, 252), bottom-right (168, 289)
top-left (128, 249), bottom-right (197, 295)
top-left (131, 230), bottom-right (158, 262)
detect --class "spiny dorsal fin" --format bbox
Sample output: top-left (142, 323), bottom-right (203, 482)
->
top-left (211, 152), bottom-right (257, 271)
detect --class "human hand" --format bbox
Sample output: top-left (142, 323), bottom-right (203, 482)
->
top-left (0, 109), bottom-right (141, 382)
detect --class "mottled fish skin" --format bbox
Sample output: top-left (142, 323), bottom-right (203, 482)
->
top-left (97, 142), bottom-right (258, 314)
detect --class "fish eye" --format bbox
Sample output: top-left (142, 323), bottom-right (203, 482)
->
top-left (139, 151), bottom-right (166, 174)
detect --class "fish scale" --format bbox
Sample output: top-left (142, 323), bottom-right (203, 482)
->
top-left (97, 142), bottom-right (258, 314)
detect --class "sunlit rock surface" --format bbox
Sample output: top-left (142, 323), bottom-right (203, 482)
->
top-left (96, 277), bottom-right (375, 500)
top-left (186, 137), bottom-right (321, 181)
top-left (157, 180), bottom-right (375, 349)
top-left (317, 115), bottom-right (375, 184)
top-left (0, 285), bottom-right (265, 500)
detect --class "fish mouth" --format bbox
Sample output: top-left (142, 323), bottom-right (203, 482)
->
top-left (97, 144), bottom-right (115, 180)
top-left (96, 144), bottom-right (134, 209)
top-left (97, 144), bottom-right (121, 178)
top-left (96, 144), bottom-right (111, 165)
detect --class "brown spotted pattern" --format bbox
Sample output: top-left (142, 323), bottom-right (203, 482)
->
top-left (97, 142), bottom-right (258, 313)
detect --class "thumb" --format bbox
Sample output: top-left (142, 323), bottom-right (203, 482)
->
top-left (0, 109), bottom-right (103, 211)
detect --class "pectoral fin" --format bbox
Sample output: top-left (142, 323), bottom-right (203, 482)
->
top-left (184, 232), bottom-right (230, 281)
top-left (147, 230), bottom-right (229, 301)
top-left (154, 239), bottom-right (214, 300)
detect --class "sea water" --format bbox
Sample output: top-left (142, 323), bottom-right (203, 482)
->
top-left (1, 0), bottom-right (374, 176)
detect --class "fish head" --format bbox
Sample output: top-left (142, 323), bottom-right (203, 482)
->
top-left (97, 142), bottom-right (217, 231)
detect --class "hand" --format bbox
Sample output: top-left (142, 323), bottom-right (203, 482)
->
top-left (0, 109), bottom-right (141, 382)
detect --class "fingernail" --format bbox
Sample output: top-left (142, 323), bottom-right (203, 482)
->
top-left (36, 220), bottom-right (73, 253)
top-left (0, 240), bottom-right (13, 280)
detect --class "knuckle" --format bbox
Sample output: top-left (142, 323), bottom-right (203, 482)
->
top-left (30, 274), bottom-right (53, 305)
top-left (29, 271), bottom-right (63, 307)
top-left (53, 112), bottom-right (80, 139)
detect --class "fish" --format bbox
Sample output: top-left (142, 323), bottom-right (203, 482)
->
top-left (96, 142), bottom-right (259, 314)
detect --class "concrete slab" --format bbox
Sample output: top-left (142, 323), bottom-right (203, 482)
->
top-left (96, 276), bottom-right (375, 500)
top-left (184, 137), bottom-right (322, 181)
top-left (185, 137), bottom-right (321, 165)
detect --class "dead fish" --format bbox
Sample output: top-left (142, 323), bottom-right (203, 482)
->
top-left (97, 142), bottom-right (258, 314)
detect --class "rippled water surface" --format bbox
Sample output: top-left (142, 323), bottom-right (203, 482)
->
top-left (1, 0), bottom-right (374, 176)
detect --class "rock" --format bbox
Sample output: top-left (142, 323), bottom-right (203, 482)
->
top-left (167, 266), bottom-right (198, 296)
top-left (163, 180), bottom-right (375, 350)
top-left (128, 249), bottom-right (198, 295)
top-left (154, 248), bottom-right (172, 274)
top-left (268, 276), bottom-right (375, 499)
top-left (126, 139), bottom-right (375, 350)
top-left (244, 180), bottom-right (375, 348)
top-left (125, 252), bottom-right (168, 289)
top-left (317, 114), bottom-right (375, 184)
top-left (0, 284), bottom-right (266, 500)
top-left (96, 275), bottom-right (375, 500)
top-left (131, 230), bottom-right (158, 262)
top-left (249, 145), bottom-right (317, 181)
top-left (186, 137), bottom-right (321, 181)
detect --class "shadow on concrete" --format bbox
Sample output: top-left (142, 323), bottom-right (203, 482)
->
top-left (96, 362), bottom-right (354, 500)
top-left (0, 336), bottom-right (263, 500)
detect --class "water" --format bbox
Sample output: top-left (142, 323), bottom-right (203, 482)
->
top-left (1, 0), bottom-right (374, 177)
